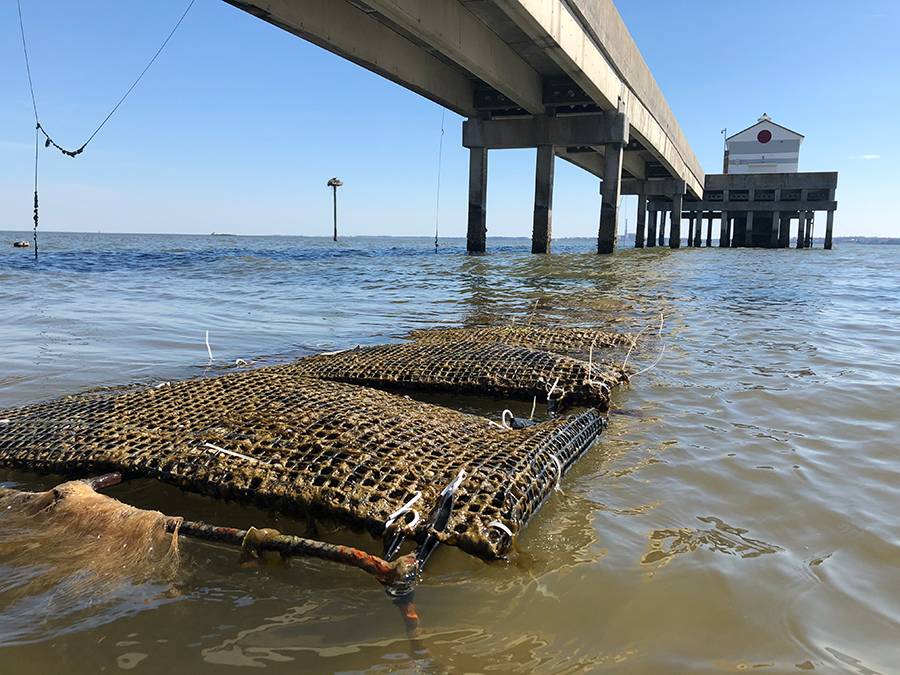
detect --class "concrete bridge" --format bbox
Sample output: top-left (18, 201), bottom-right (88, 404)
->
top-left (225, 0), bottom-right (705, 253)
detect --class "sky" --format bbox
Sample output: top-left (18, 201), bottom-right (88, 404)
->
top-left (1, 0), bottom-right (898, 239)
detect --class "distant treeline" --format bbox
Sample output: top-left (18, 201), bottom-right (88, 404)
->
top-left (832, 236), bottom-right (900, 245)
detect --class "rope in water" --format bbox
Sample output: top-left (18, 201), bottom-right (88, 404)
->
top-left (164, 518), bottom-right (420, 590)
top-left (15, 0), bottom-right (195, 259)
top-left (0, 473), bottom-right (424, 639)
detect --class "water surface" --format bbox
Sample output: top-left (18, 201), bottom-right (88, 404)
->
top-left (1, 231), bottom-right (897, 673)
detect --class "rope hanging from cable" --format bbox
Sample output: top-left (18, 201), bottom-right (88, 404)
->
top-left (434, 109), bottom-right (445, 253)
top-left (16, 0), bottom-right (196, 259)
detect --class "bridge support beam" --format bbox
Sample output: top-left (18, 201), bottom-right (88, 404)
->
top-left (770, 211), bottom-right (781, 248)
top-left (463, 112), bottom-right (629, 253)
top-left (467, 148), bottom-right (488, 253)
top-left (463, 112), bottom-right (628, 150)
top-left (824, 210), bottom-right (835, 250)
top-left (634, 194), bottom-right (647, 248)
top-left (532, 144), bottom-right (555, 254)
top-left (598, 142), bottom-right (623, 254)
top-left (646, 208), bottom-right (657, 248)
top-left (778, 212), bottom-right (790, 248)
top-left (669, 194), bottom-right (683, 248)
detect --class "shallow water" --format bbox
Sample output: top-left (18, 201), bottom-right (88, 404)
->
top-left (1, 232), bottom-right (898, 673)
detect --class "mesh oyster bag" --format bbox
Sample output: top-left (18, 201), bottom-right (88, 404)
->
top-left (0, 365), bottom-right (606, 559)
top-left (289, 341), bottom-right (626, 410)
top-left (407, 324), bottom-right (634, 358)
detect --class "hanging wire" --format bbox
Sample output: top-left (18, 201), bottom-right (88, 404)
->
top-left (18, 0), bottom-right (196, 158)
top-left (16, 0), bottom-right (195, 260)
top-left (434, 109), bottom-right (445, 252)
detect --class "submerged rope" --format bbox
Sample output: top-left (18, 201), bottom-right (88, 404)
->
top-left (16, 0), bottom-right (195, 258)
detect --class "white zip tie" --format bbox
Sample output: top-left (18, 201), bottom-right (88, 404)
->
top-left (501, 410), bottom-right (515, 429)
top-left (203, 442), bottom-right (260, 464)
top-left (441, 469), bottom-right (467, 497)
top-left (385, 491), bottom-right (422, 529)
top-left (588, 343), bottom-right (595, 387)
top-left (205, 330), bottom-right (213, 362)
top-left (546, 376), bottom-right (561, 400)
top-left (549, 453), bottom-right (563, 491)
top-left (488, 520), bottom-right (514, 538)
top-left (318, 349), bottom-right (347, 357)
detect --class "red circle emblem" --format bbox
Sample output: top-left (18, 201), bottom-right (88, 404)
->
top-left (757, 129), bottom-right (772, 144)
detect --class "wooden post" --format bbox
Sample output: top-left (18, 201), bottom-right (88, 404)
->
top-left (532, 145), bottom-right (554, 254)
top-left (333, 187), bottom-right (338, 241)
top-left (669, 195), bottom-right (683, 248)
top-left (598, 142), bottom-right (624, 254)
top-left (635, 194), bottom-right (647, 248)
top-left (467, 148), bottom-right (488, 253)
top-left (327, 177), bottom-right (343, 241)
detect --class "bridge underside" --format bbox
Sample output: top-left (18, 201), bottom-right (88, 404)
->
top-left (225, 0), bottom-right (705, 253)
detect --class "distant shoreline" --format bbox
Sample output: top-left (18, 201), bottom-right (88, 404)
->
top-left (3, 230), bottom-right (898, 245)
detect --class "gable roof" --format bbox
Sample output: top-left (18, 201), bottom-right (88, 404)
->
top-left (727, 118), bottom-right (804, 142)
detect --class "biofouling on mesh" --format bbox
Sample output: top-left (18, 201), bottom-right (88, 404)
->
top-left (0, 367), bottom-right (606, 559)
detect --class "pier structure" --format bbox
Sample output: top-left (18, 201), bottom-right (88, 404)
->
top-left (632, 172), bottom-right (838, 250)
top-left (631, 114), bottom-right (838, 250)
top-left (225, 0), bottom-right (704, 253)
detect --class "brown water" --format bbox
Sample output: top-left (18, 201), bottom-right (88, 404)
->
top-left (1, 233), bottom-right (898, 673)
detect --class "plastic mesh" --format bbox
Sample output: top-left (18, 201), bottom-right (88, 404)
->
top-left (289, 342), bottom-right (625, 410)
top-left (407, 325), bottom-right (635, 358)
top-left (0, 366), bottom-right (606, 559)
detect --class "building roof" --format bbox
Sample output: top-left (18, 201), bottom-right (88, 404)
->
top-left (726, 115), bottom-right (804, 142)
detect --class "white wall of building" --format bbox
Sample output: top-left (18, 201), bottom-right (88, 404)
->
top-left (726, 117), bottom-right (803, 173)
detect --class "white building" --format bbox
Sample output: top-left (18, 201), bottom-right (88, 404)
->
top-left (725, 114), bottom-right (803, 174)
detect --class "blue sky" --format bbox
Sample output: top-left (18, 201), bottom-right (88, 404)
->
top-left (1, 0), bottom-right (897, 239)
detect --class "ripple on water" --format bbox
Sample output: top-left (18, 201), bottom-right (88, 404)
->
top-left (0, 235), bottom-right (899, 672)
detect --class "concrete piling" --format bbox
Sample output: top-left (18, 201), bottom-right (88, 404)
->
top-left (598, 143), bottom-right (623, 254)
top-left (467, 148), bottom-right (488, 253)
top-left (531, 145), bottom-right (554, 254)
